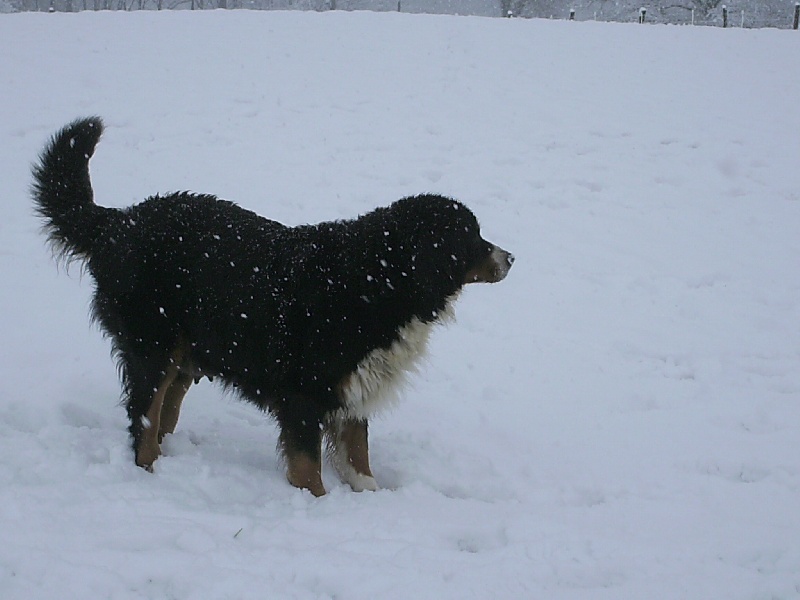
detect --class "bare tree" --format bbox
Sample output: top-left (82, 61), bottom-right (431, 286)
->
top-left (500, 0), bottom-right (531, 17)
top-left (660, 0), bottom-right (724, 21)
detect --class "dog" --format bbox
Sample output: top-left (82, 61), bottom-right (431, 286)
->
top-left (31, 117), bottom-right (513, 496)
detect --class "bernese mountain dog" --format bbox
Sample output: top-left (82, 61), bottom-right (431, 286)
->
top-left (31, 117), bottom-right (513, 496)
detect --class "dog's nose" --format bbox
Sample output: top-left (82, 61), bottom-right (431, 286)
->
top-left (506, 253), bottom-right (515, 267)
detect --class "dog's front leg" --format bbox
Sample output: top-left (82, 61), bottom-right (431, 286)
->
top-left (328, 417), bottom-right (379, 492)
top-left (285, 450), bottom-right (325, 497)
top-left (277, 406), bottom-right (326, 497)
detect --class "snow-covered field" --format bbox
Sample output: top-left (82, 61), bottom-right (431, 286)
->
top-left (1, 10), bottom-right (799, 599)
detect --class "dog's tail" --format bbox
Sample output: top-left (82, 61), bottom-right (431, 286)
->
top-left (31, 117), bottom-right (115, 262)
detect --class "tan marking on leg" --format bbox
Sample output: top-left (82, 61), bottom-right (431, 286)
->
top-left (158, 372), bottom-right (192, 443)
top-left (285, 449), bottom-right (326, 497)
top-left (327, 417), bottom-right (379, 492)
top-left (135, 366), bottom-right (177, 470)
top-left (341, 419), bottom-right (373, 478)
top-left (135, 340), bottom-right (190, 470)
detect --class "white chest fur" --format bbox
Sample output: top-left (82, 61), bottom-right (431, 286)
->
top-left (339, 295), bottom-right (457, 420)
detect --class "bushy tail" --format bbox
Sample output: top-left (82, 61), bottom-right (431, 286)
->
top-left (31, 117), bottom-right (112, 262)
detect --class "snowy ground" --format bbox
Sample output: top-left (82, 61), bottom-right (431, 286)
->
top-left (1, 10), bottom-right (799, 600)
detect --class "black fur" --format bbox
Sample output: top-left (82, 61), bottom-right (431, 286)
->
top-left (31, 117), bottom-right (512, 491)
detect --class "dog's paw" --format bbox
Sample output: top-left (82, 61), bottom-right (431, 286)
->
top-left (135, 443), bottom-right (161, 472)
top-left (347, 473), bottom-right (379, 493)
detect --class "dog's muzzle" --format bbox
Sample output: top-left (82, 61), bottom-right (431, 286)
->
top-left (466, 244), bottom-right (515, 284)
top-left (489, 245), bottom-right (514, 283)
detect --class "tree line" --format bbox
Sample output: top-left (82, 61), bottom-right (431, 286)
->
top-left (4, 0), bottom-right (798, 29)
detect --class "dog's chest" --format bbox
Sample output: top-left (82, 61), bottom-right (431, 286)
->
top-left (339, 300), bottom-right (456, 419)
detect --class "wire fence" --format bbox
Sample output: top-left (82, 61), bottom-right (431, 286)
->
top-left (616, 3), bottom-right (800, 28)
top-left (513, 2), bottom-right (800, 29)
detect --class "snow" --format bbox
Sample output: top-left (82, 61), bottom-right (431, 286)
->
top-left (2, 9), bottom-right (800, 600)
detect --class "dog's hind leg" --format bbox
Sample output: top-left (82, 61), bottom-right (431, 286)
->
top-left (131, 363), bottom-right (178, 471)
top-left (327, 417), bottom-right (379, 492)
top-left (122, 346), bottom-right (185, 471)
top-left (158, 372), bottom-right (192, 443)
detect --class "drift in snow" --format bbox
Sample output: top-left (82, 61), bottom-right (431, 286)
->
top-left (31, 117), bottom-right (514, 496)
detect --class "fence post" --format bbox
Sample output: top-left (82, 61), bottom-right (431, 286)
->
top-left (569, 8), bottom-right (575, 20)
top-left (722, 5), bottom-right (728, 27)
top-left (639, 7), bottom-right (646, 23)
top-left (794, 3), bottom-right (799, 29)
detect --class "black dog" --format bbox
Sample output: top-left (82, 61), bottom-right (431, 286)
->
top-left (32, 117), bottom-right (513, 496)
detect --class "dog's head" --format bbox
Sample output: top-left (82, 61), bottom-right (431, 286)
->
top-left (389, 195), bottom-right (514, 288)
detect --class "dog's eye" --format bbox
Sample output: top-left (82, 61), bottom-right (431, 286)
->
top-left (473, 237), bottom-right (490, 254)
